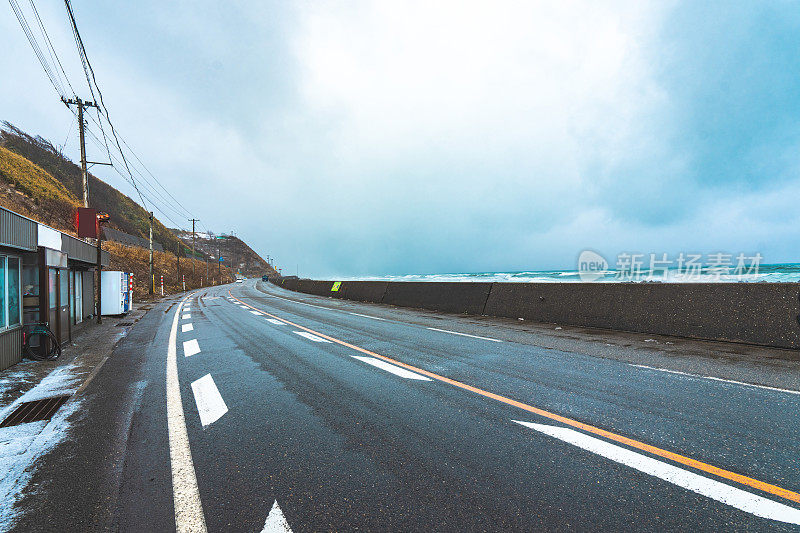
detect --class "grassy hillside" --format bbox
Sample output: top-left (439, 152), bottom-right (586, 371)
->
top-left (106, 242), bottom-right (235, 298)
top-left (1, 122), bottom-right (182, 251)
top-left (0, 122), bottom-right (273, 298)
top-left (0, 145), bottom-right (81, 230)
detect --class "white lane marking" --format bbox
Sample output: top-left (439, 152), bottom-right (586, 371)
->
top-left (261, 500), bottom-right (293, 532)
top-left (182, 323), bottom-right (194, 333)
top-left (250, 310), bottom-right (263, 315)
top-left (629, 364), bottom-right (800, 395)
top-left (266, 318), bottom-right (285, 325)
top-left (190, 374), bottom-right (229, 428)
top-left (294, 331), bottom-right (331, 343)
top-left (182, 314), bottom-right (191, 320)
top-left (183, 339), bottom-right (201, 357)
top-left (513, 421), bottom-right (800, 525)
top-left (351, 356), bottom-right (432, 381)
top-left (166, 300), bottom-right (208, 532)
top-left (426, 327), bottom-right (502, 343)
top-left (348, 312), bottom-right (386, 321)
top-left (260, 291), bottom-right (334, 311)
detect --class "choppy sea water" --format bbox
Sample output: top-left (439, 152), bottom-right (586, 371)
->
top-left (333, 264), bottom-right (800, 283)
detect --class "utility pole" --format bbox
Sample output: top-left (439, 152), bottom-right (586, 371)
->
top-left (205, 255), bottom-right (208, 286)
top-left (148, 212), bottom-right (154, 295)
top-left (176, 244), bottom-right (181, 289)
top-left (218, 246), bottom-right (221, 280)
top-left (188, 219), bottom-right (199, 277)
top-left (62, 97), bottom-right (100, 207)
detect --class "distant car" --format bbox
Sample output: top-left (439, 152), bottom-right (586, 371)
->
top-left (235, 278), bottom-right (244, 283)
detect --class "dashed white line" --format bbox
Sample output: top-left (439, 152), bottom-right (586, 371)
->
top-left (426, 327), bottom-right (502, 343)
top-left (513, 420), bottom-right (800, 525)
top-left (250, 310), bottom-right (263, 316)
top-left (348, 312), bottom-right (386, 321)
top-left (261, 291), bottom-right (335, 311)
top-left (266, 318), bottom-right (285, 325)
top-left (351, 356), bottom-right (432, 380)
top-left (183, 339), bottom-right (200, 357)
top-left (182, 313), bottom-right (191, 320)
top-left (182, 323), bottom-right (193, 333)
top-left (190, 374), bottom-right (229, 428)
top-left (629, 364), bottom-right (800, 395)
top-left (294, 331), bottom-right (331, 343)
top-left (166, 299), bottom-right (208, 532)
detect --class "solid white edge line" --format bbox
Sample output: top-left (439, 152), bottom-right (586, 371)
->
top-left (351, 356), bottom-right (432, 381)
top-left (426, 327), bottom-right (502, 342)
top-left (190, 374), bottom-right (229, 428)
top-left (629, 364), bottom-right (800, 395)
top-left (513, 420), bottom-right (800, 525)
top-left (167, 299), bottom-right (208, 532)
top-left (182, 323), bottom-right (193, 333)
top-left (348, 312), bottom-right (386, 321)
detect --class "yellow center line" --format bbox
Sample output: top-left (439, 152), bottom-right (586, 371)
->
top-left (229, 290), bottom-right (800, 505)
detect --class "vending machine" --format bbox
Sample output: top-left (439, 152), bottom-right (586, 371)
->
top-left (101, 270), bottom-right (131, 315)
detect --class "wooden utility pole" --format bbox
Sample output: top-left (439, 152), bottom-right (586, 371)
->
top-left (96, 225), bottom-right (102, 322)
top-left (189, 219), bottom-right (199, 277)
top-left (148, 212), bottom-right (154, 295)
top-left (176, 244), bottom-right (181, 289)
top-left (62, 97), bottom-right (99, 207)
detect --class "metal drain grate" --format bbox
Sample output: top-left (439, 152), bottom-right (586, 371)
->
top-left (0, 395), bottom-right (71, 427)
top-left (116, 321), bottom-right (134, 326)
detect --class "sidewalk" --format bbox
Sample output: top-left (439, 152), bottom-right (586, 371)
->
top-left (0, 301), bottom-right (154, 530)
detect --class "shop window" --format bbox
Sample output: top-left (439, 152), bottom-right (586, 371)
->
top-left (0, 256), bottom-right (5, 327)
top-left (22, 259), bottom-right (39, 324)
top-left (7, 257), bottom-right (20, 326)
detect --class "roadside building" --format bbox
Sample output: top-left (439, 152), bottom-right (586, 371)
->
top-left (1, 206), bottom-right (109, 370)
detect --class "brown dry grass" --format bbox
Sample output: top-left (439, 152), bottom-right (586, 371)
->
top-left (106, 241), bottom-right (235, 300)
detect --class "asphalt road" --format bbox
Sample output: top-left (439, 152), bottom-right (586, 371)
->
top-left (10, 280), bottom-right (800, 532)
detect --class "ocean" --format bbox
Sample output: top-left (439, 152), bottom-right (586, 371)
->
top-left (333, 263), bottom-right (800, 283)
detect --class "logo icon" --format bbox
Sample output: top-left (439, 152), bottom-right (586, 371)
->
top-left (578, 250), bottom-right (608, 282)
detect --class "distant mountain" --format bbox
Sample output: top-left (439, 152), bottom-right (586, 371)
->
top-left (171, 229), bottom-right (272, 278)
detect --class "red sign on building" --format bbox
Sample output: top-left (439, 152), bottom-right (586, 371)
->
top-left (76, 208), bottom-right (98, 238)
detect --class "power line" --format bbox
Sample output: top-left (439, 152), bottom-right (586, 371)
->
top-left (10, 0), bottom-right (209, 236)
top-left (83, 127), bottom-right (189, 229)
top-left (8, 0), bottom-right (65, 97)
top-left (84, 113), bottom-right (194, 223)
top-left (64, 0), bottom-right (147, 211)
top-left (28, 0), bottom-right (75, 97)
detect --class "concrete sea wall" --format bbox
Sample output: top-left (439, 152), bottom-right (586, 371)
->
top-left (268, 277), bottom-right (800, 349)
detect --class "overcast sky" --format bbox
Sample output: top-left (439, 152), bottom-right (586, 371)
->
top-left (3, 1), bottom-right (800, 277)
